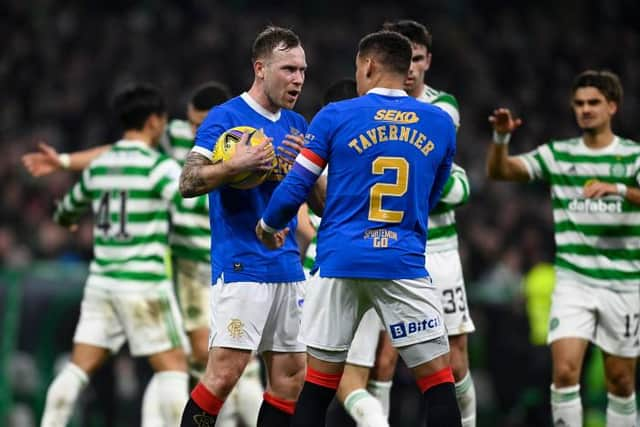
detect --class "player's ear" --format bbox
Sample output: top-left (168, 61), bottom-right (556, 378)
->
top-left (364, 57), bottom-right (373, 79)
top-left (146, 113), bottom-right (159, 130)
top-left (425, 52), bottom-right (433, 71)
top-left (254, 59), bottom-right (266, 80)
top-left (147, 113), bottom-right (167, 135)
top-left (607, 100), bottom-right (618, 116)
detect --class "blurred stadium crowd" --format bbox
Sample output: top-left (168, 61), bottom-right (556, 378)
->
top-left (1, 0), bottom-right (639, 426)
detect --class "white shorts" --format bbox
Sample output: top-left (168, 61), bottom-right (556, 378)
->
top-left (547, 280), bottom-right (640, 357)
top-left (427, 250), bottom-right (476, 336)
top-left (74, 278), bottom-right (187, 357)
top-left (208, 277), bottom-right (306, 353)
top-left (301, 275), bottom-right (447, 360)
top-left (175, 258), bottom-right (211, 332)
top-left (345, 308), bottom-right (385, 367)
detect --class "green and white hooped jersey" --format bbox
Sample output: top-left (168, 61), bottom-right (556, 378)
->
top-left (427, 163), bottom-right (470, 252)
top-left (518, 136), bottom-right (640, 292)
top-left (54, 140), bottom-right (182, 285)
top-left (419, 85), bottom-right (469, 252)
top-left (160, 119), bottom-right (195, 162)
top-left (420, 84), bottom-right (460, 128)
top-left (159, 119), bottom-right (211, 264)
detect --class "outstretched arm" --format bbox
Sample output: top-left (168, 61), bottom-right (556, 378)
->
top-left (486, 108), bottom-right (530, 182)
top-left (22, 142), bottom-right (111, 176)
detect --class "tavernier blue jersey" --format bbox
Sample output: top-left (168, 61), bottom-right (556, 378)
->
top-left (192, 93), bottom-right (307, 283)
top-left (261, 88), bottom-right (456, 279)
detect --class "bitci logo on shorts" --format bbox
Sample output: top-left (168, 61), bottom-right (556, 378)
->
top-left (389, 317), bottom-right (441, 339)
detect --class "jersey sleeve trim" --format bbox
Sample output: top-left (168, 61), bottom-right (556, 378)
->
top-left (292, 149), bottom-right (327, 178)
top-left (191, 145), bottom-right (213, 159)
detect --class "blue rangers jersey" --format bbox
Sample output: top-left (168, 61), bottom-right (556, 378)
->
top-left (261, 88), bottom-right (455, 279)
top-left (192, 93), bottom-right (307, 283)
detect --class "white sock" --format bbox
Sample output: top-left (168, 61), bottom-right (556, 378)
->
top-left (235, 357), bottom-right (263, 426)
top-left (216, 386), bottom-right (239, 427)
top-left (344, 388), bottom-right (389, 427)
top-left (550, 384), bottom-right (582, 427)
top-left (141, 374), bottom-right (164, 427)
top-left (455, 372), bottom-right (476, 427)
top-left (40, 363), bottom-right (89, 427)
top-left (155, 371), bottom-right (189, 426)
top-left (367, 380), bottom-right (392, 418)
top-left (606, 392), bottom-right (636, 427)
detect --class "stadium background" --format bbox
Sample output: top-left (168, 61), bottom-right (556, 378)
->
top-left (1, 0), bottom-right (639, 425)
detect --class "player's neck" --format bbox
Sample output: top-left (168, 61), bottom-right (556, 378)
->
top-left (122, 130), bottom-right (153, 146)
top-left (371, 75), bottom-right (406, 92)
top-left (247, 84), bottom-right (280, 114)
top-left (582, 127), bottom-right (615, 149)
top-left (408, 83), bottom-right (424, 98)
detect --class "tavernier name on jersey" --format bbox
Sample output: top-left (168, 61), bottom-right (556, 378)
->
top-left (261, 88), bottom-right (456, 280)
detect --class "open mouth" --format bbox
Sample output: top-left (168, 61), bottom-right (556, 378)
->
top-left (287, 90), bottom-right (299, 100)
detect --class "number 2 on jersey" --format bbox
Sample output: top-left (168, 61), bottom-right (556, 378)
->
top-left (368, 157), bottom-right (409, 223)
top-left (97, 191), bottom-right (130, 240)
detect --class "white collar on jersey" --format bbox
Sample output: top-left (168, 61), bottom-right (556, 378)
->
top-left (579, 135), bottom-right (619, 153)
top-left (241, 92), bottom-right (281, 122)
top-left (117, 139), bottom-right (152, 149)
top-left (367, 87), bottom-right (408, 97)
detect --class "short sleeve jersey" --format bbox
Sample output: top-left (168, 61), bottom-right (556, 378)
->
top-left (517, 136), bottom-right (640, 292)
top-left (54, 140), bottom-right (181, 285)
top-left (192, 93), bottom-right (308, 283)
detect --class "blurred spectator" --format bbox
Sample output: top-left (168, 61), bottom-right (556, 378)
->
top-left (3, 1), bottom-right (640, 425)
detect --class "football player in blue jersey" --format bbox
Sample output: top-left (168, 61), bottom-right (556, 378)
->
top-left (330, 20), bottom-right (477, 427)
top-left (256, 30), bottom-right (461, 427)
top-left (178, 26), bottom-right (323, 427)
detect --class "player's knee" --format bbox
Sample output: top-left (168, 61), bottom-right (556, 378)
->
top-left (202, 364), bottom-right (245, 398)
top-left (371, 347), bottom-right (398, 381)
top-left (450, 357), bottom-right (468, 382)
top-left (553, 359), bottom-right (581, 386)
top-left (447, 338), bottom-right (469, 381)
top-left (606, 369), bottom-right (635, 396)
top-left (268, 364), bottom-right (306, 400)
top-left (268, 371), bottom-right (305, 401)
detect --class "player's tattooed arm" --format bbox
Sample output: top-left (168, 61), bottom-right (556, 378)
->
top-left (179, 152), bottom-right (225, 197)
top-left (180, 135), bottom-right (275, 197)
top-left (180, 152), bottom-right (210, 197)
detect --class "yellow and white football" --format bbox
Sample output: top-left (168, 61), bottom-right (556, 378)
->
top-left (212, 126), bottom-right (276, 189)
